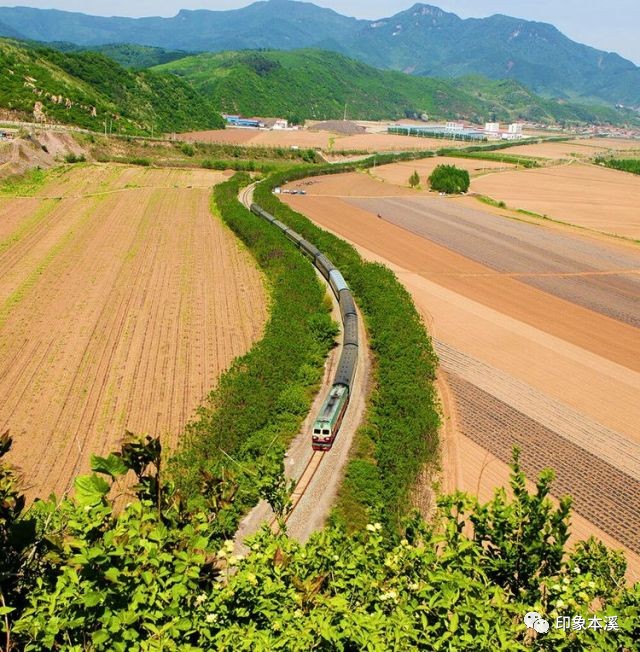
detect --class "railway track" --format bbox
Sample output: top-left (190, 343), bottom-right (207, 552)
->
top-left (234, 183), bottom-right (368, 544)
top-left (270, 451), bottom-right (325, 532)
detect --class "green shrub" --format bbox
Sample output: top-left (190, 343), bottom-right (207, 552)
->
top-left (4, 435), bottom-right (637, 651)
top-left (428, 164), bottom-right (470, 193)
top-left (63, 152), bottom-right (86, 164)
top-left (180, 142), bottom-right (196, 157)
top-left (597, 157), bottom-right (640, 175)
top-left (408, 169), bottom-right (420, 187)
top-left (127, 156), bottom-right (151, 166)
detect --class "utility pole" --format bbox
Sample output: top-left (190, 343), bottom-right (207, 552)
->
top-left (343, 103), bottom-right (347, 121)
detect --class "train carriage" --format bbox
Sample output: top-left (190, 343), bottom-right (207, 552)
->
top-left (343, 313), bottom-right (358, 347)
top-left (312, 384), bottom-right (349, 450)
top-left (339, 289), bottom-right (357, 320)
top-left (334, 343), bottom-right (358, 389)
top-left (249, 201), bottom-right (359, 452)
top-left (315, 254), bottom-right (335, 280)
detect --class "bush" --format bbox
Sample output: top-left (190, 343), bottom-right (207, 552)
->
top-left (4, 437), bottom-right (638, 651)
top-left (180, 142), bottom-right (196, 157)
top-left (127, 157), bottom-right (151, 167)
top-left (597, 157), bottom-right (640, 175)
top-left (63, 152), bottom-right (86, 164)
top-left (408, 170), bottom-right (420, 187)
top-left (428, 164), bottom-right (470, 194)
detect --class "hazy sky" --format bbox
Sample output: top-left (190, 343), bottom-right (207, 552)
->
top-left (6, 0), bottom-right (639, 64)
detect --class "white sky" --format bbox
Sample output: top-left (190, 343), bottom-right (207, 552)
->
top-left (4, 0), bottom-right (639, 64)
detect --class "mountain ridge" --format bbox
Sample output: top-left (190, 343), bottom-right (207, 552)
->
top-left (154, 48), bottom-right (637, 126)
top-left (0, 1), bottom-right (638, 108)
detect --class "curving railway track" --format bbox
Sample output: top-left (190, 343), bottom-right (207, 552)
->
top-left (235, 183), bottom-right (369, 546)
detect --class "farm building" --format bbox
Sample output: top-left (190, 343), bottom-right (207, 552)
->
top-left (388, 123), bottom-right (487, 142)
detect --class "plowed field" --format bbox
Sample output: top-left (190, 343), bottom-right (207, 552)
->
top-left (179, 129), bottom-right (469, 152)
top-left (0, 164), bottom-right (267, 499)
top-left (472, 163), bottom-right (640, 239)
top-left (283, 186), bottom-right (640, 580)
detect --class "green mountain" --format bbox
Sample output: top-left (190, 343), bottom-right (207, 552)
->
top-left (155, 49), bottom-right (637, 125)
top-left (0, 1), bottom-right (638, 109)
top-left (29, 42), bottom-right (192, 69)
top-left (335, 5), bottom-right (640, 109)
top-left (0, 19), bottom-right (24, 39)
top-left (0, 39), bottom-right (224, 134)
top-left (85, 44), bottom-right (191, 69)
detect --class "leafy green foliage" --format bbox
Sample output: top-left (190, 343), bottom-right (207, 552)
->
top-left (254, 167), bottom-right (440, 528)
top-left (2, 434), bottom-right (637, 650)
top-left (170, 174), bottom-right (337, 537)
top-left (0, 38), bottom-right (224, 134)
top-left (597, 157), bottom-right (640, 175)
top-left (408, 169), bottom-right (420, 188)
top-left (428, 164), bottom-right (471, 194)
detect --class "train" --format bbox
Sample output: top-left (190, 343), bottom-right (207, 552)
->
top-left (250, 202), bottom-right (358, 451)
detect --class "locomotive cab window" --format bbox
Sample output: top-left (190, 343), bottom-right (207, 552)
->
top-left (323, 429), bottom-right (330, 435)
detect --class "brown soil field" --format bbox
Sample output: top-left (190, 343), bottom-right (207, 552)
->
top-left (179, 129), bottom-right (468, 152)
top-left (286, 171), bottom-right (419, 197)
top-left (567, 138), bottom-right (640, 151)
top-left (503, 139), bottom-right (640, 160)
top-left (471, 162), bottom-right (640, 239)
top-left (370, 156), bottom-right (515, 187)
top-left (180, 128), bottom-right (331, 149)
top-left (350, 196), bottom-right (640, 327)
top-left (0, 165), bottom-right (267, 499)
top-left (282, 191), bottom-right (640, 578)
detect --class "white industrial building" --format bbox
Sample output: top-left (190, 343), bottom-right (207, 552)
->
top-left (483, 122), bottom-right (525, 140)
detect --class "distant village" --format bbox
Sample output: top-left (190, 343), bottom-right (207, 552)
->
top-left (222, 114), bottom-right (640, 142)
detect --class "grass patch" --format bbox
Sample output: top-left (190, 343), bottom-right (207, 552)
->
top-left (0, 167), bottom-right (51, 196)
top-left (476, 195), bottom-right (507, 209)
top-left (439, 149), bottom-right (540, 168)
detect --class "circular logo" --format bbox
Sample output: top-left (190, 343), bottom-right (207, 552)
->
top-left (524, 611), bottom-right (550, 634)
top-left (524, 612), bottom-right (541, 628)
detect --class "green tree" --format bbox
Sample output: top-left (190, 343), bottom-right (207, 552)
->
top-left (428, 164), bottom-right (470, 193)
top-left (408, 169), bottom-right (421, 187)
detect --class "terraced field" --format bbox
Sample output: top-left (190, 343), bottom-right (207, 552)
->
top-left (0, 164), bottom-right (267, 499)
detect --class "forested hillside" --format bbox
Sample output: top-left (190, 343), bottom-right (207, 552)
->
top-left (0, 39), bottom-right (224, 134)
top-left (155, 49), bottom-right (636, 125)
